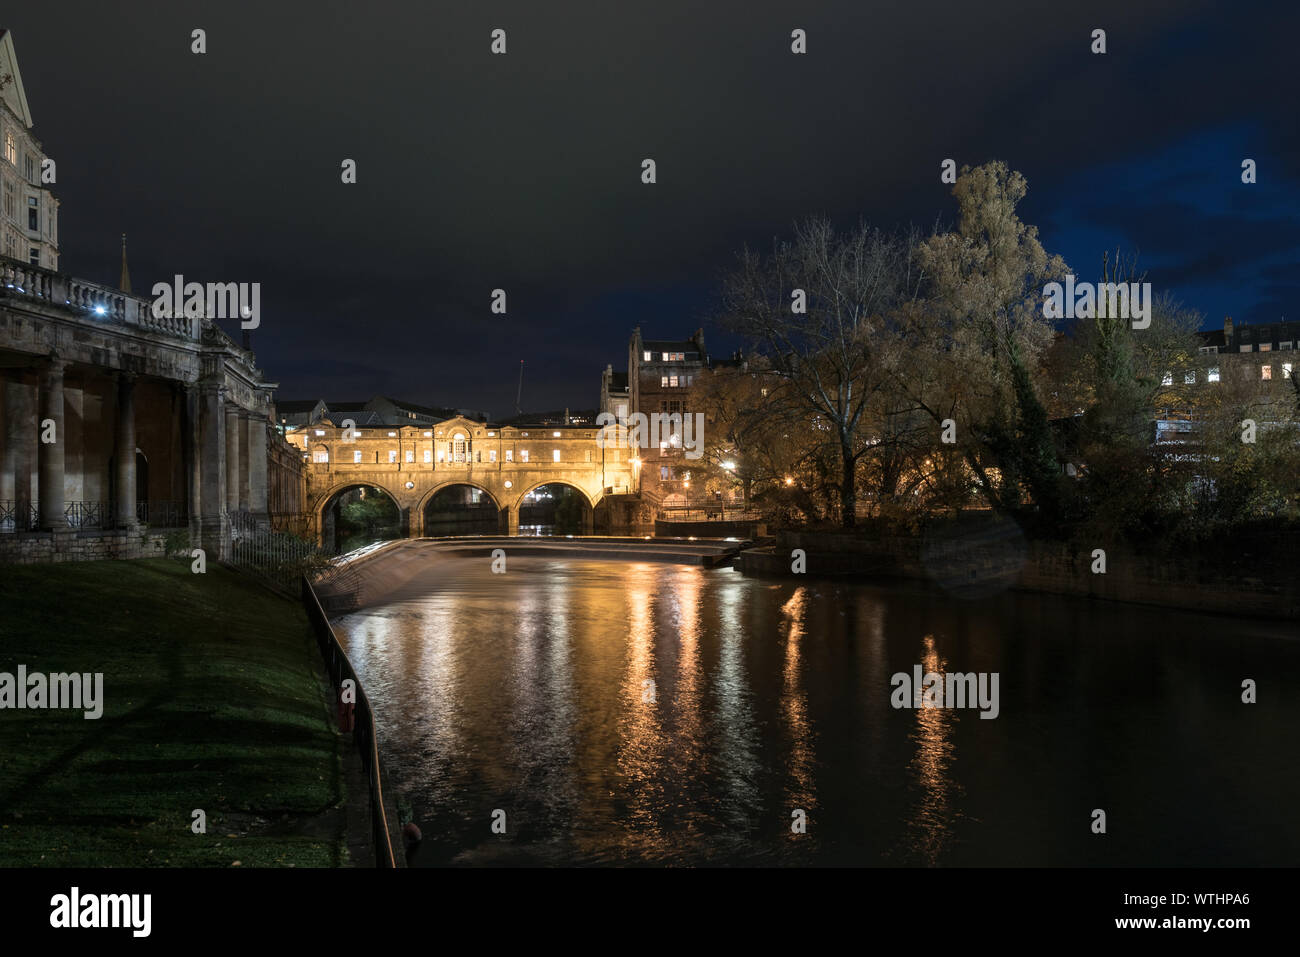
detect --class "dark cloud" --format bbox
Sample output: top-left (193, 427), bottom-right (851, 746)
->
top-left (6, 0), bottom-right (1297, 414)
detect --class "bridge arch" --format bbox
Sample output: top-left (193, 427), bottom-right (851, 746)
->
top-left (315, 481), bottom-right (406, 551)
top-left (419, 480), bottom-right (505, 537)
top-left (514, 480), bottom-right (597, 535)
top-left (416, 479), bottom-right (504, 514)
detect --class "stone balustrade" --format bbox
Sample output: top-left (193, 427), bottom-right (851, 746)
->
top-left (0, 254), bottom-right (199, 340)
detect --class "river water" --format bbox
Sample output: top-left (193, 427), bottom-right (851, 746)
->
top-left (330, 555), bottom-right (1299, 866)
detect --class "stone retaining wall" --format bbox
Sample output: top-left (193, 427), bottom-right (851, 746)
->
top-left (745, 529), bottom-right (1298, 620)
top-left (0, 527), bottom-right (179, 564)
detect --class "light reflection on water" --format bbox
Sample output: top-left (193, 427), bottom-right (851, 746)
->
top-left (331, 556), bottom-right (1300, 867)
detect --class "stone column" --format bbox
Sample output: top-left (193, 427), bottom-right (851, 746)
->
top-left (225, 405), bottom-right (241, 514)
top-left (38, 358), bottom-right (67, 530)
top-left (115, 373), bottom-right (137, 527)
top-left (4, 372), bottom-right (35, 530)
top-left (63, 377), bottom-right (85, 504)
top-left (184, 384), bottom-right (202, 541)
top-left (505, 503), bottom-right (519, 535)
top-left (199, 386), bottom-right (229, 559)
top-left (247, 412), bottom-right (268, 522)
top-left (237, 411), bottom-right (252, 513)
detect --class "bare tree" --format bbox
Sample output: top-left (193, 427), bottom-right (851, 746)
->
top-left (717, 217), bottom-right (922, 527)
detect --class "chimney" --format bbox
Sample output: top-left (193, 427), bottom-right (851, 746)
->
top-left (1223, 316), bottom-right (1234, 345)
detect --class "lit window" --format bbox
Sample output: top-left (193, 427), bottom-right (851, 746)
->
top-left (436, 449), bottom-right (445, 462)
top-left (405, 450), bottom-right (414, 462)
top-left (424, 430), bottom-right (432, 437)
top-left (313, 449), bottom-right (329, 463)
top-left (669, 376), bottom-right (679, 387)
top-left (552, 449), bottom-right (560, 462)
top-left (662, 352), bottom-right (670, 361)
top-left (661, 376), bottom-right (668, 387)
top-left (506, 450), bottom-right (513, 462)
top-left (4, 130), bottom-right (15, 165)
top-left (353, 450), bottom-right (362, 463)
top-left (388, 431), bottom-right (397, 437)
top-left (1184, 371), bottom-right (1196, 384)
top-left (520, 450), bottom-right (529, 463)
top-left (315, 429), bottom-right (325, 436)
top-left (643, 351), bottom-right (651, 361)
top-left (388, 450), bottom-right (398, 462)
top-left (1161, 372), bottom-right (1173, 386)
top-left (1262, 365), bottom-right (1272, 380)
top-left (553, 431), bottom-right (561, 437)
top-left (424, 449), bottom-right (432, 463)
top-left (1207, 367), bottom-right (1220, 383)
top-left (1284, 363), bottom-right (1293, 379)
top-left (1240, 345), bottom-right (1253, 353)
top-left (489, 450), bottom-right (497, 462)
top-left (1260, 343), bottom-right (1272, 352)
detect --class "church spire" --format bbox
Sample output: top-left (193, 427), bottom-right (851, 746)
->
top-left (119, 233), bottom-right (131, 293)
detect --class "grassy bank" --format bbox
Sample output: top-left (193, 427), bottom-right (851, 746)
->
top-left (0, 559), bottom-right (345, 867)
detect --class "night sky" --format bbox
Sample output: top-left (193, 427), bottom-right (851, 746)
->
top-left (6, 1), bottom-right (1297, 417)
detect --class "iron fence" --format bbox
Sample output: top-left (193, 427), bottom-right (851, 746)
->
top-left (0, 500), bottom-right (38, 532)
top-left (229, 511), bottom-right (327, 594)
top-left (302, 576), bottom-right (397, 867)
top-left (0, 500), bottom-right (190, 533)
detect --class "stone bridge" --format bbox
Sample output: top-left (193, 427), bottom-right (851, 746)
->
top-left (290, 417), bottom-right (644, 539)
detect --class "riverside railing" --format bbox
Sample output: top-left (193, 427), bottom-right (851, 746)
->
top-left (301, 575), bottom-right (397, 868)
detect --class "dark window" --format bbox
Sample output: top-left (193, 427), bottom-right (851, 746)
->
top-left (28, 246), bottom-right (39, 266)
top-left (27, 197), bottom-right (37, 231)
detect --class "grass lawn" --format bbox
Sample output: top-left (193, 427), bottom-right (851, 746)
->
top-left (0, 559), bottom-right (346, 867)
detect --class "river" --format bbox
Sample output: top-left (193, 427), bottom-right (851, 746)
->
top-left (330, 554), bottom-right (1299, 866)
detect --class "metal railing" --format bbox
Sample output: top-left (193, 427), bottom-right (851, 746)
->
top-left (301, 576), bottom-right (397, 868)
top-left (229, 511), bottom-right (325, 594)
top-left (657, 503), bottom-right (760, 522)
top-left (0, 499), bottom-right (189, 532)
top-left (0, 500), bottom-right (38, 532)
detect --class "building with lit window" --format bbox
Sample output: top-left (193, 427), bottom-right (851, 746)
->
top-left (0, 30), bottom-right (58, 270)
